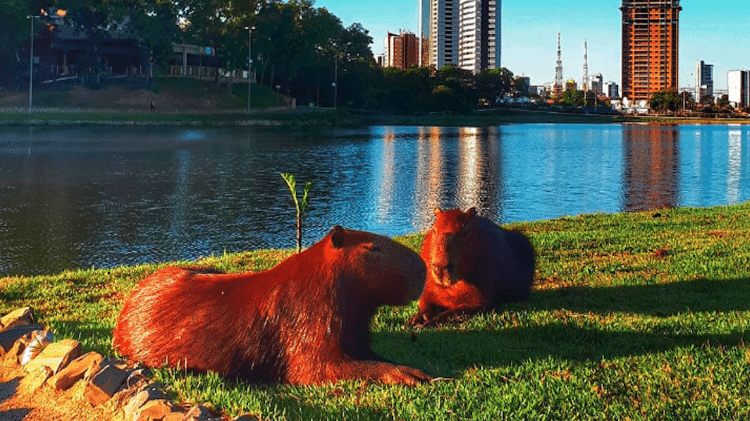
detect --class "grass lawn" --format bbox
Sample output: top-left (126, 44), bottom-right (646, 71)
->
top-left (1, 203), bottom-right (749, 420)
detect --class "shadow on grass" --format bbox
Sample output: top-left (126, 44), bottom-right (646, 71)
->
top-left (374, 276), bottom-right (750, 378)
top-left (0, 377), bottom-right (21, 405)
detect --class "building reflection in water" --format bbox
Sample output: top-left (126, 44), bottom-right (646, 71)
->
top-left (728, 127), bottom-right (743, 204)
top-left (406, 126), bottom-right (504, 231)
top-left (375, 127), bottom-right (397, 223)
top-left (622, 125), bottom-right (679, 211)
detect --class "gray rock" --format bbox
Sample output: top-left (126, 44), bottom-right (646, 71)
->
top-left (85, 363), bottom-right (129, 406)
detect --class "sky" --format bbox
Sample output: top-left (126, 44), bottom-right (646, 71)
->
top-left (313, 0), bottom-right (749, 92)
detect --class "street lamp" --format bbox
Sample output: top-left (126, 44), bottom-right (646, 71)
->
top-left (275, 85), bottom-right (281, 105)
top-left (27, 15), bottom-right (38, 114)
top-left (333, 53), bottom-right (338, 109)
top-left (27, 13), bottom-right (61, 114)
top-left (244, 26), bottom-right (255, 113)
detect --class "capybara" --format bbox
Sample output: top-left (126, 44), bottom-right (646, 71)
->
top-left (113, 226), bottom-right (431, 385)
top-left (407, 207), bottom-right (535, 327)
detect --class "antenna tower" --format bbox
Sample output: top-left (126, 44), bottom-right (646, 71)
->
top-left (554, 33), bottom-right (563, 96)
top-left (582, 39), bottom-right (589, 92)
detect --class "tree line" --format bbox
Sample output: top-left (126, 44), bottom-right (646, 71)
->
top-left (1, 0), bottom-right (521, 112)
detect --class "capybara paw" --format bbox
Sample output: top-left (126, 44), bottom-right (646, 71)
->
top-left (380, 365), bottom-right (432, 386)
top-left (406, 311), bottom-right (432, 327)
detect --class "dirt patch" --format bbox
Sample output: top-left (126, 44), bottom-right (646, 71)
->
top-left (0, 365), bottom-right (120, 421)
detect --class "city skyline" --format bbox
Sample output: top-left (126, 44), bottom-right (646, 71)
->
top-left (314, 0), bottom-right (748, 92)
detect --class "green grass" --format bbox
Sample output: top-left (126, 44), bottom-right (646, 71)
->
top-left (363, 108), bottom-right (632, 126)
top-left (2, 204), bottom-right (750, 420)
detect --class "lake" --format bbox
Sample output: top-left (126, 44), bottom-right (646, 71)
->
top-left (1, 123), bottom-right (749, 276)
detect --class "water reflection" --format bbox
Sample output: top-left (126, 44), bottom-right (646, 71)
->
top-left (622, 125), bottom-right (680, 211)
top-left (1, 124), bottom-right (749, 276)
top-left (728, 127), bottom-right (742, 203)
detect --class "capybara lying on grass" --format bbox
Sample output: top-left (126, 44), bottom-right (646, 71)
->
top-left (408, 207), bottom-right (535, 327)
top-left (113, 226), bottom-right (431, 385)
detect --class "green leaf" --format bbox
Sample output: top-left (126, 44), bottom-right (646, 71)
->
top-left (280, 172), bottom-right (299, 211)
top-left (300, 181), bottom-right (312, 213)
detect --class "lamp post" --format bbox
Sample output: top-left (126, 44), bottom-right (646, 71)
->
top-left (333, 53), bottom-right (338, 109)
top-left (27, 15), bottom-right (38, 114)
top-left (27, 13), bottom-right (61, 114)
top-left (275, 85), bottom-right (281, 105)
top-left (245, 26), bottom-right (255, 113)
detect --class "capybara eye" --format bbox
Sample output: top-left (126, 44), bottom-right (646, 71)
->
top-left (445, 264), bottom-right (454, 272)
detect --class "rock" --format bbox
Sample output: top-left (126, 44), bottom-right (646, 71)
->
top-left (20, 330), bottom-right (53, 365)
top-left (181, 405), bottom-right (218, 421)
top-left (24, 338), bottom-right (82, 374)
top-left (0, 307), bottom-right (35, 332)
top-left (0, 330), bottom-right (36, 367)
top-left (134, 399), bottom-right (176, 421)
top-left (49, 351), bottom-right (103, 390)
top-left (121, 386), bottom-right (167, 420)
top-left (0, 325), bottom-right (43, 354)
top-left (166, 412), bottom-right (189, 421)
top-left (19, 366), bottom-right (53, 394)
top-left (231, 415), bottom-right (260, 421)
top-left (85, 363), bottom-right (129, 406)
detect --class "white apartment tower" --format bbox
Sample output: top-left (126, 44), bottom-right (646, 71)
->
top-left (727, 70), bottom-right (750, 109)
top-left (420, 0), bottom-right (501, 72)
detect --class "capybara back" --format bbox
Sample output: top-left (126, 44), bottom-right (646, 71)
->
top-left (113, 226), bottom-right (430, 385)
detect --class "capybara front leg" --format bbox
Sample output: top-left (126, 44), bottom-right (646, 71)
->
top-left (331, 359), bottom-right (432, 386)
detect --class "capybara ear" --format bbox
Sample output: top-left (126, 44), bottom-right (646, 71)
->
top-left (330, 225), bottom-right (346, 248)
top-left (460, 207), bottom-right (477, 230)
top-left (433, 207), bottom-right (442, 216)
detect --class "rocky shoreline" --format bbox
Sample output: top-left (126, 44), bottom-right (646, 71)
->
top-left (0, 307), bottom-right (254, 421)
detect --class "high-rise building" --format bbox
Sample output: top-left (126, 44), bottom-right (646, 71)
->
top-left (621, 0), bottom-right (681, 102)
top-left (420, 0), bottom-right (501, 72)
top-left (591, 73), bottom-right (604, 95)
top-left (384, 31), bottom-right (419, 70)
top-left (419, 0), bottom-right (430, 67)
top-left (605, 81), bottom-right (620, 99)
top-left (457, 0), bottom-right (501, 73)
top-left (727, 70), bottom-right (750, 109)
top-left (695, 60), bottom-right (714, 102)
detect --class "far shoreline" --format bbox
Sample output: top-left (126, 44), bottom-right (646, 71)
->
top-left (2, 107), bottom-right (750, 127)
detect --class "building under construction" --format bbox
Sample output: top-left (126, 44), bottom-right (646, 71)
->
top-left (621, 0), bottom-right (681, 103)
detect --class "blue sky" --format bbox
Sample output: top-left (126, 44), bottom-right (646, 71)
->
top-left (313, 0), bottom-right (749, 91)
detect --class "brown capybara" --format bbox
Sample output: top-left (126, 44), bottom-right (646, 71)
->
top-left (113, 226), bottom-right (431, 386)
top-left (407, 207), bottom-right (535, 327)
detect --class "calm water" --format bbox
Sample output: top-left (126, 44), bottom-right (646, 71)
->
top-left (1, 123), bottom-right (749, 276)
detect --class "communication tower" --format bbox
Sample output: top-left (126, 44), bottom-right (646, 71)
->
top-left (582, 39), bottom-right (589, 92)
top-left (554, 33), bottom-right (563, 96)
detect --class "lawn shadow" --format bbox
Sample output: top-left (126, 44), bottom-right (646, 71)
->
top-left (373, 276), bottom-right (750, 378)
top-left (529, 275), bottom-right (750, 316)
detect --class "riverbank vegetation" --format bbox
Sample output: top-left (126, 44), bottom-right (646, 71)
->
top-left (2, 203), bottom-right (749, 419)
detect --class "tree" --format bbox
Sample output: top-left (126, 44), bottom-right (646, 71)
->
top-left (649, 90), bottom-right (682, 113)
top-left (121, 0), bottom-right (180, 86)
top-left (561, 89), bottom-right (584, 107)
top-left (475, 67), bottom-right (514, 104)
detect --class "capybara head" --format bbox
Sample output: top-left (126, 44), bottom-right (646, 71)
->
top-left (426, 207), bottom-right (477, 287)
top-left (326, 225), bottom-right (426, 305)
